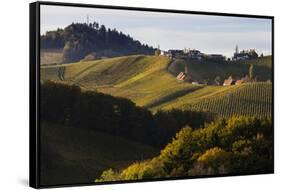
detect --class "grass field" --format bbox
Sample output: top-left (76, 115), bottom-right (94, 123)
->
top-left (40, 122), bottom-right (159, 186)
top-left (41, 55), bottom-right (272, 118)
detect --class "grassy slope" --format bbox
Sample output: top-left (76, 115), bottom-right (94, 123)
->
top-left (41, 55), bottom-right (272, 117)
top-left (153, 82), bottom-right (272, 118)
top-left (41, 55), bottom-right (201, 107)
top-left (40, 122), bottom-right (159, 186)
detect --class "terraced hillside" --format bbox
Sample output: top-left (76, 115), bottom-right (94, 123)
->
top-left (153, 82), bottom-right (272, 118)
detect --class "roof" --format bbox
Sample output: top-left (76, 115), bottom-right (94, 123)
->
top-left (235, 79), bottom-right (244, 85)
top-left (176, 72), bottom-right (186, 81)
top-left (223, 79), bottom-right (233, 86)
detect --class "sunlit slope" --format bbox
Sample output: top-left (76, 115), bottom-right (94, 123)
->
top-left (41, 55), bottom-right (272, 118)
top-left (41, 55), bottom-right (201, 107)
top-left (153, 83), bottom-right (272, 118)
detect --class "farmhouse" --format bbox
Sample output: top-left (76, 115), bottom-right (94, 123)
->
top-left (223, 75), bottom-right (246, 86)
top-left (223, 76), bottom-right (235, 86)
top-left (235, 79), bottom-right (244, 85)
top-left (176, 72), bottom-right (186, 81)
top-left (223, 79), bottom-right (234, 86)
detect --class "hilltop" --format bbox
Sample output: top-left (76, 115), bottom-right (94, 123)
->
top-left (40, 22), bottom-right (155, 63)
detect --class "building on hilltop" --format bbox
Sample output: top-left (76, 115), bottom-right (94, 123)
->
top-left (223, 76), bottom-right (235, 86)
top-left (166, 48), bottom-right (225, 62)
top-left (232, 45), bottom-right (258, 61)
top-left (223, 75), bottom-right (247, 86)
top-left (176, 72), bottom-right (186, 81)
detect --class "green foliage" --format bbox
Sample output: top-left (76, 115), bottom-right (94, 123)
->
top-left (96, 116), bottom-right (273, 182)
top-left (95, 169), bottom-right (121, 182)
top-left (41, 22), bottom-right (155, 62)
top-left (188, 147), bottom-right (233, 175)
top-left (122, 158), bottom-right (164, 180)
top-left (41, 81), bottom-right (212, 148)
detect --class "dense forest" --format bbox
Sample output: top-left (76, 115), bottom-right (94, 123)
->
top-left (40, 81), bottom-right (213, 148)
top-left (41, 22), bottom-right (155, 62)
top-left (96, 116), bottom-right (273, 181)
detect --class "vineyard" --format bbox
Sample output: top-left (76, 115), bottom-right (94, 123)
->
top-left (183, 82), bottom-right (272, 118)
top-left (41, 55), bottom-right (272, 119)
top-left (40, 55), bottom-right (203, 107)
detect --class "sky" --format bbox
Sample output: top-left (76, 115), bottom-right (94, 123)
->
top-left (41, 5), bottom-right (272, 58)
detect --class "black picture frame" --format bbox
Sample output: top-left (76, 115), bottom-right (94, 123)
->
top-left (30, 1), bottom-right (274, 188)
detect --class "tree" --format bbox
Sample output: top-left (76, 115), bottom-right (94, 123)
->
top-left (195, 147), bottom-right (232, 175)
top-left (95, 116), bottom-right (273, 181)
top-left (214, 76), bottom-right (221, 85)
top-left (41, 22), bottom-right (155, 62)
top-left (249, 64), bottom-right (254, 81)
top-left (155, 49), bottom-right (161, 56)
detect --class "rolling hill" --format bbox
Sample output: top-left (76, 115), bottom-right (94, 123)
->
top-left (41, 55), bottom-right (272, 118)
top-left (41, 55), bottom-right (201, 107)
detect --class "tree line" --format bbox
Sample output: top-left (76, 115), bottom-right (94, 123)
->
top-left (40, 81), bottom-right (213, 148)
top-left (41, 22), bottom-right (155, 63)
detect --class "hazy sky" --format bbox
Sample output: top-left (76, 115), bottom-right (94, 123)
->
top-left (41, 5), bottom-right (272, 57)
